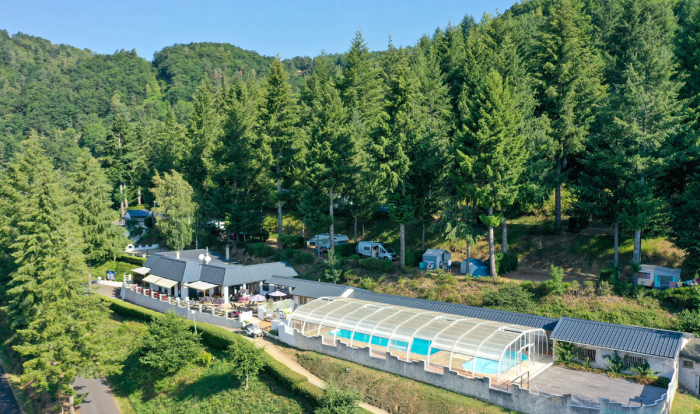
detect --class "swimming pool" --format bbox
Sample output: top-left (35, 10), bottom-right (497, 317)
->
top-left (329, 330), bottom-right (440, 356)
top-left (462, 351), bottom-right (527, 375)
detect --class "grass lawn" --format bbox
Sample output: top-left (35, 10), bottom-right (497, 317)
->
top-left (672, 392), bottom-right (700, 413)
top-left (91, 260), bottom-right (135, 282)
top-left (103, 314), bottom-right (313, 414)
top-left (286, 348), bottom-right (516, 414)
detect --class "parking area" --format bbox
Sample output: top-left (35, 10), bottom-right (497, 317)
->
top-left (531, 365), bottom-right (667, 407)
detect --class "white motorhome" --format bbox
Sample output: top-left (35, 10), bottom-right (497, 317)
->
top-left (356, 241), bottom-right (397, 260)
top-left (306, 234), bottom-right (349, 249)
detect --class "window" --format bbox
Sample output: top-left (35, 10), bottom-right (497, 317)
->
top-left (262, 283), bottom-right (270, 290)
top-left (298, 296), bottom-right (309, 305)
top-left (683, 360), bottom-right (694, 369)
top-left (578, 348), bottom-right (596, 362)
top-left (624, 355), bottom-right (647, 369)
top-left (637, 272), bottom-right (651, 279)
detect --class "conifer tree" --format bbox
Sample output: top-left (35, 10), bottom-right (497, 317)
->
top-left (456, 70), bottom-right (528, 277)
top-left (69, 155), bottom-right (126, 265)
top-left (536, 0), bottom-right (606, 233)
top-left (608, 0), bottom-right (683, 264)
top-left (101, 111), bottom-right (134, 217)
top-left (258, 58), bottom-right (301, 250)
top-left (152, 171), bottom-right (197, 252)
top-left (154, 108), bottom-right (187, 174)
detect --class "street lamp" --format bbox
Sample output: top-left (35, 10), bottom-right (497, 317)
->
top-left (191, 310), bottom-right (197, 335)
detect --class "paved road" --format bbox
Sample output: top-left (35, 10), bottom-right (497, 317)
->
top-left (0, 365), bottom-right (21, 414)
top-left (73, 376), bottom-right (120, 414)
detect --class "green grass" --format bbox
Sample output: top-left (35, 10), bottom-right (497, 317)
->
top-left (292, 350), bottom-right (515, 414)
top-left (672, 392), bottom-right (700, 414)
top-left (91, 260), bottom-right (136, 282)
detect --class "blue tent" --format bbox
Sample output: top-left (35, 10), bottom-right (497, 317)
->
top-left (460, 258), bottom-right (489, 277)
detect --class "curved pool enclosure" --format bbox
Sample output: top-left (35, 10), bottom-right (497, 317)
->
top-left (290, 297), bottom-right (549, 383)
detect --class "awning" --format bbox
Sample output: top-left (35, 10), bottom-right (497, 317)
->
top-left (184, 281), bottom-right (218, 291)
top-left (152, 278), bottom-right (179, 289)
top-left (131, 267), bottom-right (151, 275)
top-left (143, 275), bottom-right (161, 284)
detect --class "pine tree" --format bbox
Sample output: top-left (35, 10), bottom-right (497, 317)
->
top-left (154, 108), bottom-right (187, 174)
top-left (258, 58), bottom-right (301, 251)
top-left (456, 70), bottom-right (528, 277)
top-left (69, 155), bottom-right (126, 265)
top-left (101, 111), bottom-right (134, 217)
top-left (536, 0), bottom-right (606, 233)
top-left (302, 53), bottom-right (355, 249)
top-left (608, 0), bottom-right (683, 264)
top-left (152, 171), bottom-right (197, 252)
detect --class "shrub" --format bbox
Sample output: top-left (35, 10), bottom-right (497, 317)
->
top-left (405, 250), bottom-right (423, 267)
top-left (631, 360), bottom-right (660, 385)
top-left (282, 235), bottom-right (305, 249)
top-left (358, 258), bottom-right (393, 272)
top-left (334, 243), bottom-right (358, 258)
top-left (199, 350), bottom-right (213, 367)
top-left (520, 280), bottom-right (534, 291)
top-left (235, 241), bottom-right (246, 249)
top-left (678, 309), bottom-right (700, 334)
top-left (603, 351), bottom-right (625, 377)
top-left (568, 280), bottom-right (580, 295)
top-left (315, 383), bottom-right (363, 414)
top-left (555, 342), bottom-right (578, 364)
top-left (482, 283), bottom-right (534, 313)
top-left (429, 269), bottom-right (455, 286)
top-left (612, 280), bottom-right (632, 297)
top-left (545, 265), bottom-right (565, 295)
top-left (117, 255), bottom-right (148, 266)
top-left (348, 254), bottom-right (360, 261)
top-left (600, 267), bottom-right (618, 284)
top-left (568, 216), bottom-right (589, 233)
top-left (598, 281), bottom-right (613, 296)
top-left (294, 252), bottom-right (315, 265)
top-left (228, 341), bottom-right (267, 390)
top-left (139, 311), bottom-right (204, 374)
top-left (324, 249), bottom-right (345, 284)
top-left (583, 280), bottom-right (596, 296)
top-left (494, 252), bottom-right (518, 274)
top-left (247, 242), bottom-right (274, 258)
top-left (359, 277), bottom-right (379, 291)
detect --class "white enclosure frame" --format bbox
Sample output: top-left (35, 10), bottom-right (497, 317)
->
top-left (290, 297), bottom-right (549, 383)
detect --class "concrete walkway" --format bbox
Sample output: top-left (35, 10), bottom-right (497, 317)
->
top-left (252, 336), bottom-right (389, 414)
top-left (0, 365), bottom-right (21, 414)
top-left (73, 376), bottom-right (120, 414)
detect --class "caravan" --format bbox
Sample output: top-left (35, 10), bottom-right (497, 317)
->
top-left (356, 241), bottom-right (397, 260)
top-left (306, 234), bottom-right (349, 251)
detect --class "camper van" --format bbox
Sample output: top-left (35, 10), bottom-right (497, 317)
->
top-left (356, 241), bottom-right (397, 260)
top-left (306, 234), bottom-right (349, 250)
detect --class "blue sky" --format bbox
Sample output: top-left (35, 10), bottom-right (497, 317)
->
top-left (0, 0), bottom-right (518, 60)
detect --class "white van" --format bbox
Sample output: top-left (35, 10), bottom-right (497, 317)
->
top-left (356, 241), bottom-right (397, 260)
top-left (306, 234), bottom-right (349, 249)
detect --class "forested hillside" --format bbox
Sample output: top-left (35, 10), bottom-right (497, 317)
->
top-left (1, 0), bottom-right (700, 278)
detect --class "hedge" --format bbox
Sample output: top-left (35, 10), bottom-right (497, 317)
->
top-left (495, 252), bottom-right (518, 274)
top-left (358, 258), bottom-right (394, 272)
top-left (334, 243), bottom-right (357, 258)
top-left (600, 267), bottom-right (618, 284)
top-left (117, 255), bottom-right (148, 266)
top-left (405, 250), bottom-right (422, 267)
top-left (101, 296), bottom-right (325, 406)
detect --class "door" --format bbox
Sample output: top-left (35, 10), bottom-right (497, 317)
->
top-left (696, 376), bottom-right (699, 395)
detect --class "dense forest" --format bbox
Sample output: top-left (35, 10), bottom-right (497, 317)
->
top-left (1, 0), bottom-right (700, 279)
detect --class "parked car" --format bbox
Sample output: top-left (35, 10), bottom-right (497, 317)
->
top-left (356, 241), bottom-right (397, 260)
top-left (244, 323), bottom-right (263, 338)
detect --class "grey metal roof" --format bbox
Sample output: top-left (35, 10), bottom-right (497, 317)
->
top-left (125, 209), bottom-right (151, 218)
top-left (550, 317), bottom-right (684, 359)
top-left (144, 254), bottom-right (162, 268)
top-left (680, 338), bottom-right (700, 363)
top-left (265, 276), bottom-right (355, 298)
top-left (148, 256), bottom-right (202, 283)
top-left (348, 290), bottom-right (559, 331)
top-left (200, 262), bottom-right (298, 286)
top-left (155, 249), bottom-right (233, 264)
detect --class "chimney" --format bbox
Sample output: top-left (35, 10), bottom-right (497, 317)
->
top-left (176, 250), bottom-right (180, 259)
top-left (226, 245), bottom-right (230, 260)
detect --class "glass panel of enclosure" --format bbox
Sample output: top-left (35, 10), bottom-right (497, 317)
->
top-left (290, 297), bottom-right (549, 383)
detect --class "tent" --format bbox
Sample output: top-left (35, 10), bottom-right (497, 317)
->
top-left (422, 249), bottom-right (451, 268)
top-left (460, 258), bottom-right (489, 277)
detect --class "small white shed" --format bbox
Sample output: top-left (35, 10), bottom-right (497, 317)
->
top-left (422, 249), bottom-right (451, 269)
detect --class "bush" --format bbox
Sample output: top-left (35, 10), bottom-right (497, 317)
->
top-left (603, 351), bottom-right (626, 377)
top-left (334, 243), bottom-right (358, 258)
top-left (555, 342), bottom-right (578, 364)
top-left (428, 269), bottom-right (455, 286)
top-left (235, 241), bottom-right (246, 249)
top-left (405, 250), bottom-right (423, 267)
top-left (293, 252), bottom-right (315, 265)
top-left (600, 267), bottom-right (618, 284)
top-left (678, 309), bottom-right (700, 334)
top-left (482, 283), bottom-right (534, 313)
top-left (612, 280), bottom-right (633, 297)
top-left (545, 265), bottom-right (565, 295)
top-left (199, 350), bottom-right (213, 367)
top-left (315, 383), bottom-right (363, 414)
top-left (117, 255), bottom-right (148, 266)
top-left (493, 252), bottom-right (518, 274)
top-left (568, 216), bottom-right (589, 233)
top-left (247, 242), bottom-right (274, 258)
top-left (631, 360), bottom-right (660, 385)
top-left (282, 235), bottom-right (305, 249)
top-left (358, 258), bottom-right (393, 272)
top-left (348, 254), bottom-right (360, 261)
top-left (139, 311), bottom-right (204, 374)
top-left (598, 281), bottom-right (613, 296)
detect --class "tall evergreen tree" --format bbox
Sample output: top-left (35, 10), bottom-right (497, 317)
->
top-left (258, 58), bottom-right (301, 251)
top-left (536, 0), bottom-right (606, 233)
top-left (152, 171), bottom-right (197, 252)
top-left (69, 155), bottom-right (126, 265)
top-left (456, 70), bottom-right (528, 277)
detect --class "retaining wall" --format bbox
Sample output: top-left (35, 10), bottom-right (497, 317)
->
top-left (122, 287), bottom-right (243, 330)
top-left (285, 326), bottom-right (671, 414)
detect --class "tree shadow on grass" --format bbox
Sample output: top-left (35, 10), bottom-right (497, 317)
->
top-left (257, 370), bottom-right (316, 413)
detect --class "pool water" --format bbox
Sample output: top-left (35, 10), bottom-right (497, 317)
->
top-left (329, 330), bottom-right (439, 355)
top-left (462, 351), bottom-right (528, 375)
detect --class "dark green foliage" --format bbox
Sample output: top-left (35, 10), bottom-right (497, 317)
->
top-left (405, 250), bottom-right (423, 267)
top-left (117, 255), bottom-right (148, 266)
top-left (139, 311), bottom-right (204, 374)
top-left (228, 340), bottom-right (267, 390)
top-left (358, 258), bottom-right (394, 272)
top-left (568, 216), bottom-right (589, 233)
top-left (246, 242), bottom-right (275, 258)
top-left (554, 342), bottom-right (578, 363)
top-left (603, 351), bottom-right (626, 376)
top-left (315, 383), bottom-right (363, 414)
top-left (482, 283), bottom-right (534, 313)
top-left (546, 265), bottom-right (565, 295)
top-left (334, 243), bottom-right (358, 257)
top-left (678, 309), bottom-right (700, 334)
top-left (282, 235), bottom-right (305, 249)
top-left (494, 252), bottom-right (518, 274)
top-left (599, 267), bottom-right (618, 283)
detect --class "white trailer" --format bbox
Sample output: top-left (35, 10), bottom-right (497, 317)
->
top-left (356, 241), bottom-right (397, 260)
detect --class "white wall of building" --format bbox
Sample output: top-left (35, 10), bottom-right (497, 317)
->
top-left (679, 357), bottom-right (700, 395)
